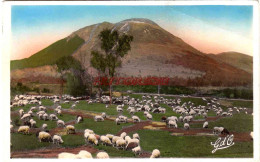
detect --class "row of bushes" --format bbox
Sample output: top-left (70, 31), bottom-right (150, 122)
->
top-left (208, 88), bottom-right (253, 100)
top-left (11, 82), bottom-right (51, 96)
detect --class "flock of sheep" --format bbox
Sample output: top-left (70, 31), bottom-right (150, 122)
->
top-left (11, 93), bottom-right (253, 158)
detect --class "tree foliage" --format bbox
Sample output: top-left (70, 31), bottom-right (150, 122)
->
top-left (90, 29), bottom-right (133, 102)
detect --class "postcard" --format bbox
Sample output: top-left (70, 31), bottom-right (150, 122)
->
top-left (2, 1), bottom-right (259, 161)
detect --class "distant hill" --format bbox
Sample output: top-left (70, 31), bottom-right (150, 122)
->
top-left (11, 18), bottom-right (252, 87)
top-left (11, 35), bottom-right (84, 70)
top-left (208, 52), bottom-right (253, 74)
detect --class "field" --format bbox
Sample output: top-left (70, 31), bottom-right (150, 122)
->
top-left (10, 94), bottom-right (253, 158)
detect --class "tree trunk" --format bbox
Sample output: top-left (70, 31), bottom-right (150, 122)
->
top-left (109, 84), bottom-right (112, 105)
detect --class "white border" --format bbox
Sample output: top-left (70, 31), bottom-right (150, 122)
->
top-left (1, 1), bottom-right (259, 162)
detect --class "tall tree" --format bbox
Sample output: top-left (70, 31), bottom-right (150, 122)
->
top-left (91, 29), bottom-right (133, 104)
top-left (55, 56), bottom-right (82, 98)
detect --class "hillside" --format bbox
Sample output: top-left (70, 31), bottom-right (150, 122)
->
top-left (10, 18), bottom-right (252, 87)
top-left (11, 35), bottom-right (84, 70)
top-left (208, 52), bottom-right (253, 74)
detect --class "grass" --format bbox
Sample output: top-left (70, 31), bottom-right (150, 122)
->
top-left (11, 35), bottom-right (84, 70)
top-left (208, 113), bottom-right (253, 132)
top-left (231, 100), bottom-right (253, 109)
top-left (76, 102), bottom-right (118, 116)
top-left (61, 103), bottom-right (73, 109)
top-left (11, 104), bottom-right (36, 112)
top-left (41, 99), bottom-right (54, 106)
top-left (11, 133), bottom-right (51, 151)
top-left (74, 117), bottom-right (133, 135)
top-left (93, 144), bottom-right (135, 158)
top-left (61, 134), bottom-right (85, 147)
top-left (129, 129), bottom-right (253, 157)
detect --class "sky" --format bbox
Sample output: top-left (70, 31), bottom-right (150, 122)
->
top-left (11, 5), bottom-right (253, 60)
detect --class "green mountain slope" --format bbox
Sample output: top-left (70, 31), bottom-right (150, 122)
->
top-left (11, 35), bottom-right (84, 70)
top-left (208, 52), bottom-right (253, 74)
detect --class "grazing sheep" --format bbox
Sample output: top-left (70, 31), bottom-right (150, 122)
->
top-left (66, 125), bottom-right (75, 134)
top-left (29, 119), bottom-right (36, 128)
top-left (120, 132), bottom-right (127, 139)
top-left (94, 115), bottom-right (104, 122)
top-left (179, 116), bottom-right (183, 122)
top-left (116, 139), bottom-right (127, 150)
top-left (36, 131), bottom-right (52, 142)
top-left (53, 135), bottom-right (64, 144)
top-left (18, 126), bottom-right (30, 134)
top-left (203, 121), bottom-right (208, 128)
top-left (133, 133), bottom-right (140, 140)
top-left (19, 109), bottom-right (24, 117)
top-left (146, 113), bottom-right (152, 120)
top-left (115, 118), bottom-right (120, 125)
top-left (132, 116), bottom-right (140, 123)
top-left (184, 123), bottom-right (190, 130)
top-left (58, 152), bottom-right (77, 159)
top-left (106, 134), bottom-right (114, 140)
top-left (87, 134), bottom-right (98, 145)
top-left (168, 120), bottom-right (177, 128)
top-left (96, 152), bottom-right (109, 159)
top-left (84, 129), bottom-right (94, 134)
top-left (21, 113), bottom-right (31, 122)
top-left (101, 112), bottom-right (107, 118)
top-left (42, 124), bottom-right (48, 130)
top-left (49, 114), bottom-right (58, 121)
top-left (76, 115), bottom-right (83, 123)
top-left (150, 149), bottom-right (160, 158)
top-left (250, 132), bottom-right (253, 140)
top-left (132, 146), bottom-right (141, 155)
top-left (213, 127), bottom-right (224, 134)
top-left (100, 135), bottom-right (112, 146)
top-left (221, 128), bottom-right (230, 135)
top-left (42, 113), bottom-right (49, 121)
top-left (57, 120), bottom-right (65, 128)
top-left (112, 136), bottom-right (123, 146)
top-left (76, 150), bottom-right (92, 159)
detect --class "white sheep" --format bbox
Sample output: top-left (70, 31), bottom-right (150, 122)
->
top-left (203, 121), bottom-right (208, 128)
top-left (168, 120), bottom-right (177, 128)
top-left (57, 120), bottom-right (65, 128)
top-left (87, 134), bottom-right (98, 145)
top-left (37, 131), bottom-right (52, 142)
top-left (19, 109), bottom-right (24, 117)
top-left (100, 135), bottom-right (112, 146)
top-left (58, 152), bottom-right (77, 159)
top-left (116, 139), bottom-right (127, 150)
top-left (101, 112), bottom-right (107, 118)
top-left (96, 152), bottom-right (109, 159)
top-left (112, 136), bottom-right (123, 146)
top-left (29, 119), bottom-right (36, 128)
top-left (250, 132), bottom-right (253, 140)
top-left (132, 146), bottom-right (141, 155)
top-left (76, 150), bottom-right (92, 158)
top-left (84, 129), bottom-right (94, 134)
top-left (49, 114), bottom-right (58, 121)
top-left (18, 126), bottom-right (30, 134)
top-left (53, 135), bottom-right (64, 144)
top-left (184, 123), bottom-right (190, 130)
top-left (150, 149), bottom-right (160, 158)
top-left (120, 132), bottom-right (127, 139)
top-left (146, 113), bottom-right (152, 120)
top-left (66, 125), bottom-right (75, 134)
top-left (42, 113), bottom-right (49, 121)
top-left (132, 116), bottom-right (140, 123)
top-left (213, 127), bottom-right (224, 134)
top-left (94, 115), bottom-right (104, 122)
top-left (133, 133), bottom-right (140, 140)
top-left (42, 123), bottom-right (48, 130)
top-left (106, 134), bottom-right (114, 140)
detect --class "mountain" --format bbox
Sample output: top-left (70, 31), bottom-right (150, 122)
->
top-left (11, 18), bottom-right (252, 87)
top-left (208, 52), bottom-right (253, 74)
